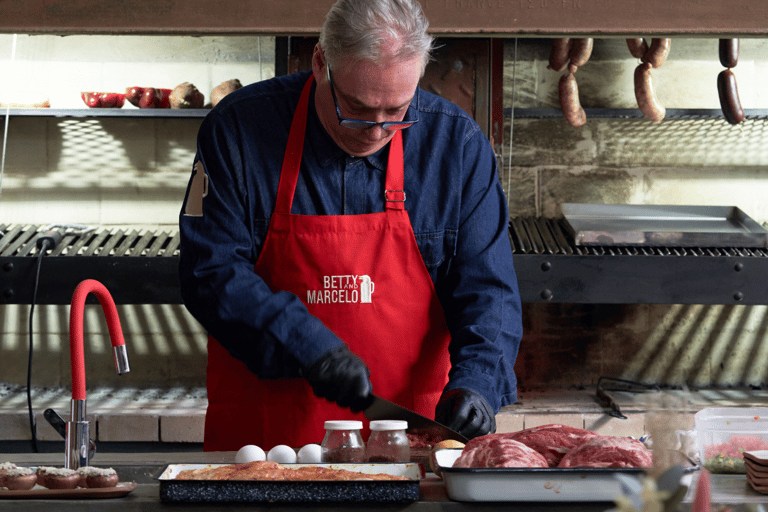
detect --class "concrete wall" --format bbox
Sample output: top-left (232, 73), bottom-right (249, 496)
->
top-left (1, 35), bottom-right (767, 394)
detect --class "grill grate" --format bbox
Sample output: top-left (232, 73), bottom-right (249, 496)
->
top-left (0, 225), bottom-right (180, 258)
top-left (508, 217), bottom-right (768, 258)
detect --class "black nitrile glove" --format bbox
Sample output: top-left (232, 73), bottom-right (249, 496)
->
top-left (304, 345), bottom-right (373, 413)
top-left (434, 388), bottom-right (496, 439)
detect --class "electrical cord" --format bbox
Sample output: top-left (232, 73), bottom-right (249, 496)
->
top-left (27, 229), bottom-right (64, 452)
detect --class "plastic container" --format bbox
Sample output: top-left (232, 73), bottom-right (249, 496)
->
top-left (321, 420), bottom-right (365, 463)
top-left (366, 420), bottom-right (410, 463)
top-left (695, 407), bottom-right (768, 474)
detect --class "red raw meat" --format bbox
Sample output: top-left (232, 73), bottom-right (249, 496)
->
top-left (558, 435), bottom-right (652, 468)
top-left (508, 424), bottom-right (599, 467)
top-left (453, 434), bottom-right (548, 468)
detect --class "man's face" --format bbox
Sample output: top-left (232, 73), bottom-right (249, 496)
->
top-left (314, 52), bottom-right (422, 157)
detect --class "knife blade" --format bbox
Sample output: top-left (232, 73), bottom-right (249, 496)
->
top-left (362, 394), bottom-right (468, 444)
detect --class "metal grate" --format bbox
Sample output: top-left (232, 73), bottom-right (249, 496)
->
top-left (0, 225), bottom-right (180, 258)
top-left (508, 217), bottom-right (768, 258)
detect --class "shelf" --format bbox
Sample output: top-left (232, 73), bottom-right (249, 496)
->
top-left (7, 108), bottom-right (768, 121)
top-left (507, 108), bottom-right (768, 120)
top-left (1, 108), bottom-right (210, 119)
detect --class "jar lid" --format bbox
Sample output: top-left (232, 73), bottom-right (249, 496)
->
top-left (369, 420), bottom-right (408, 431)
top-left (324, 420), bottom-right (363, 430)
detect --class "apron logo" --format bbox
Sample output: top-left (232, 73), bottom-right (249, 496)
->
top-left (306, 275), bottom-right (374, 304)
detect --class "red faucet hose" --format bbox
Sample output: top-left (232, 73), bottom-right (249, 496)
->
top-left (69, 279), bottom-right (126, 401)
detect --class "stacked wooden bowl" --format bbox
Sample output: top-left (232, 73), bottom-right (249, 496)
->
top-left (744, 450), bottom-right (768, 494)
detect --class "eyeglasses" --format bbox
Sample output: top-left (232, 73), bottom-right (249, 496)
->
top-left (327, 66), bottom-right (418, 131)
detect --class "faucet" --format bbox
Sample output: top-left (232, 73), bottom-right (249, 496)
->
top-left (66, 279), bottom-right (130, 469)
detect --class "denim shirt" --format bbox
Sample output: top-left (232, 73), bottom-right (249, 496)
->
top-left (179, 71), bottom-right (523, 411)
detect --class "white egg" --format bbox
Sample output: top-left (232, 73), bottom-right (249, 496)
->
top-left (267, 444), bottom-right (298, 464)
top-left (235, 444), bottom-right (266, 464)
top-left (297, 443), bottom-right (323, 464)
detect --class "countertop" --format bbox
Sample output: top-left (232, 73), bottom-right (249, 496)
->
top-left (0, 452), bottom-right (619, 511)
top-left (1, 452), bottom-right (766, 510)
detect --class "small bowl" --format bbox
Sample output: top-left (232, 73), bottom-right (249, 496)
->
top-left (81, 92), bottom-right (125, 109)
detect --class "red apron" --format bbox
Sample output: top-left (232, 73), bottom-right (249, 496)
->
top-left (204, 76), bottom-right (451, 451)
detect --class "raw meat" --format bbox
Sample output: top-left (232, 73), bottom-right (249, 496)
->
top-left (453, 434), bottom-right (548, 468)
top-left (508, 423), bottom-right (599, 467)
top-left (557, 435), bottom-right (652, 468)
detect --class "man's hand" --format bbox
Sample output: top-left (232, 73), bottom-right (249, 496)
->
top-left (303, 346), bottom-right (372, 412)
top-left (435, 388), bottom-right (496, 439)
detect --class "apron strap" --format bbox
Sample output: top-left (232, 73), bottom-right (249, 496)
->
top-left (384, 130), bottom-right (405, 210)
top-left (275, 75), bottom-right (315, 215)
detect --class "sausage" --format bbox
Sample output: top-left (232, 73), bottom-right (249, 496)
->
top-left (634, 63), bottom-right (665, 123)
top-left (641, 38), bottom-right (671, 68)
top-left (568, 38), bottom-right (593, 68)
top-left (548, 38), bottom-right (572, 72)
top-left (719, 38), bottom-right (739, 68)
top-left (718, 69), bottom-right (745, 125)
top-left (559, 72), bottom-right (586, 127)
top-left (626, 38), bottom-right (648, 59)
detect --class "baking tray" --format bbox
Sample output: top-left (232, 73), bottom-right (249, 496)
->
top-left (436, 448), bottom-right (645, 502)
top-left (562, 204), bottom-right (768, 247)
top-left (159, 462), bottom-right (420, 503)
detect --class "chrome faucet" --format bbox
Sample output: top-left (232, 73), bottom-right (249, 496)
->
top-left (66, 279), bottom-right (130, 470)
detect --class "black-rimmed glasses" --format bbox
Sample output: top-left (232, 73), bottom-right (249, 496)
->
top-left (327, 66), bottom-right (419, 131)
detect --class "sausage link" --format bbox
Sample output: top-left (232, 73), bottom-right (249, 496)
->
top-left (626, 38), bottom-right (648, 59)
top-left (717, 69), bottom-right (745, 125)
top-left (641, 38), bottom-right (671, 68)
top-left (569, 38), bottom-right (593, 68)
top-left (634, 63), bottom-right (665, 123)
top-left (719, 39), bottom-right (739, 68)
top-left (559, 72), bottom-right (587, 127)
top-left (548, 38), bottom-right (572, 72)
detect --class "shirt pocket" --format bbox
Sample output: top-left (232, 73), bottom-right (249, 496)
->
top-left (414, 229), bottom-right (457, 271)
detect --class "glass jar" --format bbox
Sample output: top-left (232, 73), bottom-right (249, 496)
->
top-left (321, 420), bottom-right (365, 463)
top-left (365, 420), bottom-right (410, 463)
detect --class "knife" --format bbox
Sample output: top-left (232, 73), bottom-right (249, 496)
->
top-left (362, 394), bottom-right (468, 444)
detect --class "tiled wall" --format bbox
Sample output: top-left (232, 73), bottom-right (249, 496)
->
top-left (1, 35), bottom-right (768, 396)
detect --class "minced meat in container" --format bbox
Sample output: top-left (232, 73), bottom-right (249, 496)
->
top-left (695, 407), bottom-right (768, 474)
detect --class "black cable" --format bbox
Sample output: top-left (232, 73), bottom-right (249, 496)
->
top-left (27, 242), bottom-right (48, 453)
top-left (27, 229), bottom-right (63, 453)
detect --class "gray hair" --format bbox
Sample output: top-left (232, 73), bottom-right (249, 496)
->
top-left (319, 0), bottom-right (434, 73)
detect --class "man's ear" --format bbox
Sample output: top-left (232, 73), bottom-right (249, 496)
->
top-left (311, 43), bottom-right (327, 84)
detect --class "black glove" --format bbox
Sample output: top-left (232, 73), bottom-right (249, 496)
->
top-left (303, 345), bottom-right (373, 413)
top-left (434, 388), bottom-right (496, 439)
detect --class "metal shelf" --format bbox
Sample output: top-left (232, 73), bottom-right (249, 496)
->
top-left (2, 108), bottom-right (210, 119)
top-left (507, 108), bottom-right (768, 120)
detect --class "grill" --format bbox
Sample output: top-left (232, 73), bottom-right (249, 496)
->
top-left (1, 221), bottom-right (767, 305)
top-left (510, 217), bottom-right (768, 305)
top-left (0, 225), bottom-right (180, 305)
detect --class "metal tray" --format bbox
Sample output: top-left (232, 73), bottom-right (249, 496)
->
top-left (159, 462), bottom-right (421, 503)
top-left (562, 204), bottom-right (768, 247)
top-left (436, 449), bottom-right (645, 502)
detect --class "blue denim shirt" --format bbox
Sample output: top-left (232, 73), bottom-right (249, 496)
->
top-left (179, 71), bottom-right (523, 410)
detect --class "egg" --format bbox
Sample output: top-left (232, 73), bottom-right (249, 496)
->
top-left (297, 443), bottom-right (323, 464)
top-left (267, 444), bottom-right (298, 464)
top-left (235, 444), bottom-right (266, 464)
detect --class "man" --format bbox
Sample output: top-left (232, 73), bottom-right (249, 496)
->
top-left (179, 0), bottom-right (522, 451)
